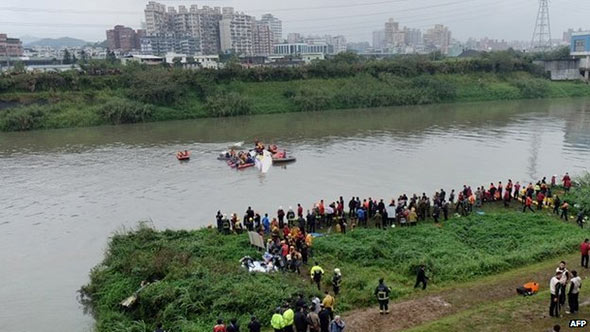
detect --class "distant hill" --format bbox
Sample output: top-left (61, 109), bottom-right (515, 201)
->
top-left (19, 35), bottom-right (41, 44)
top-left (25, 37), bottom-right (90, 48)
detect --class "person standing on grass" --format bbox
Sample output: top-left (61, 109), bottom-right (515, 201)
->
top-left (322, 291), bottom-right (335, 320)
top-left (247, 316), bottom-right (261, 332)
top-left (553, 196), bottom-right (561, 215)
top-left (271, 307), bottom-right (285, 332)
top-left (549, 271), bottom-right (563, 317)
top-left (523, 196), bottom-right (534, 213)
top-left (214, 319), bottom-right (227, 332)
top-left (563, 172), bottom-right (572, 192)
top-left (557, 261), bottom-right (570, 309)
top-left (581, 239), bottom-right (589, 269)
top-left (332, 268), bottom-right (342, 296)
top-left (536, 191), bottom-right (545, 210)
top-left (561, 201), bottom-right (570, 221)
top-left (374, 278), bottom-right (391, 315)
top-left (282, 304), bottom-right (295, 332)
top-left (319, 305), bottom-right (331, 332)
top-left (577, 211), bottom-right (585, 229)
top-left (308, 304), bottom-right (321, 332)
top-left (294, 306), bottom-right (308, 332)
top-left (226, 318), bottom-right (240, 332)
top-left (414, 265), bottom-right (429, 290)
top-left (329, 316), bottom-right (346, 332)
top-left (503, 190), bottom-right (511, 208)
top-left (311, 262), bottom-right (325, 291)
top-left (567, 270), bottom-right (582, 314)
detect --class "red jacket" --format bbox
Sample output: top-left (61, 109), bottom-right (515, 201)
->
top-left (536, 192), bottom-right (545, 202)
top-left (525, 197), bottom-right (533, 206)
top-left (581, 242), bottom-right (589, 256)
top-left (214, 324), bottom-right (227, 332)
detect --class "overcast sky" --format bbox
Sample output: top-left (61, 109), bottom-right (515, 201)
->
top-left (0, 0), bottom-right (589, 43)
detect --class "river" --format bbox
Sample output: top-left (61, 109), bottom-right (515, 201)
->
top-left (1, 98), bottom-right (590, 331)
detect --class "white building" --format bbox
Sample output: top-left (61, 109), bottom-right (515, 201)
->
top-left (260, 14), bottom-right (283, 43)
top-left (219, 11), bottom-right (255, 55)
top-left (274, 43), bottom-right (330, 55)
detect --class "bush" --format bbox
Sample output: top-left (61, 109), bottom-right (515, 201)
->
top-left (0, 105), bottom-right (49, 131)
top-left (204, 93), bottom-right (252, 117)
top-left (96, 99), bottom-right (154, 125)
top-left (126, 69), bottom-right (185, 106)
top-left (511, 78), bottom-right (549, 99)
top-left (290, 87), bottom-right (333, 112)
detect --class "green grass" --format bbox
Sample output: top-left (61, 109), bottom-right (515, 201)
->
top-left (2, 70), bottom-right (590, 132)
top-left (81, 205), bottom-right (588, 332)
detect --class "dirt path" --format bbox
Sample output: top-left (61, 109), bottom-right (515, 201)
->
top-left (342, 253), bottom-right (585, 332)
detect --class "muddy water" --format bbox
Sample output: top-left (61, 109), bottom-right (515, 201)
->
top-left (1, 98), bottom-right (590, 331)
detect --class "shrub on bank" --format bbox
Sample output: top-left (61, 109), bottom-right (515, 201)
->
top-left (96, 99), bottom-right (154, 125)
top-left (0, 104), bottom-right (50, 131)
top-left (511, 78), bottom-right (550, 99)
top-left (205, 92), bottom-right (253, 117)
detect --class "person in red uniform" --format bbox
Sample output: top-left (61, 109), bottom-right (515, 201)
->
top-left (523, 196), bottom-right (534, 213)
top-left (536, 192), bottom-right (545, 210)
top-left (297, 204), bottom-right (303, 218)
top-left (581, 239), bottom-right (589, 269)
top-left (214, 319), bottom-right (227, 332)
top-left (563, 173), bottom-right (572, 192)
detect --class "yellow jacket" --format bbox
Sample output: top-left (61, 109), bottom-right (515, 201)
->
top-left (322, 294), bottom-right (335, 309)
top-left (271, 313), bottom-right (285, 329)
top-left (283, 308), bottom-right (294, 326)
top-left (310, 265), bottom-right (324, 278)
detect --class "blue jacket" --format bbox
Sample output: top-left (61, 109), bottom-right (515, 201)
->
top-left (330, 320), bottom-right (346, 332)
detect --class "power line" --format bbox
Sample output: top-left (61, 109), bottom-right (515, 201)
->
top-left (0, 6), bottom-right (138, 15)
top-left (287, 0), bottom-right (529, 32)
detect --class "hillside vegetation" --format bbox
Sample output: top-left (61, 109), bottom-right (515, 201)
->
top-left (2, 51), bottom-right (589, 132)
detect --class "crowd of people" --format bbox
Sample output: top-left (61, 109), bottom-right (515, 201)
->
top-left (176, 172), bottom-right (582, 332)
top-left (549, 258), bottom-right (583, 318)
top-left (215, 173), bottom-right (582, 238)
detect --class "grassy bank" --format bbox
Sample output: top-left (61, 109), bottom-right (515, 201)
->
top-left (2, 52), bottom-right (590, 132)
top-left (81, 206), bottom-right (587, 332)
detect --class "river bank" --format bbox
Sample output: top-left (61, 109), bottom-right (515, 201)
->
top-left (81, 178), bottom-right (589, 332)
top-left (2, 53), bottom-right (590, 132)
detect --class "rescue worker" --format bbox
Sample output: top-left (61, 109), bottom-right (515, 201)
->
top-left (553, 195), bottom-right (561, 215)
top-left (222, 215), bottom-right (231, 235)
top-left (332, 268), bottom-right (342, 296)
top-left (374, 278), bottom-right (391, 314)
top-left (523, 196), bottom-right (534, 213)
top-left (560, 201), bottom-right (569, 221)
top-left (214, 319), bottom-right (227, 332)
top-left (414, 265), bottom-right (429, 290)
top-left (271, 307), bottom-right (285, 332)
top-left (310, 262), bottom-right (325, 291)
top-left (581, 239), bottom-right (589, 269)
top-left (577, 211), bottom-right (585, 229)
top-left (282, 304), bottom-right (294, 332)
